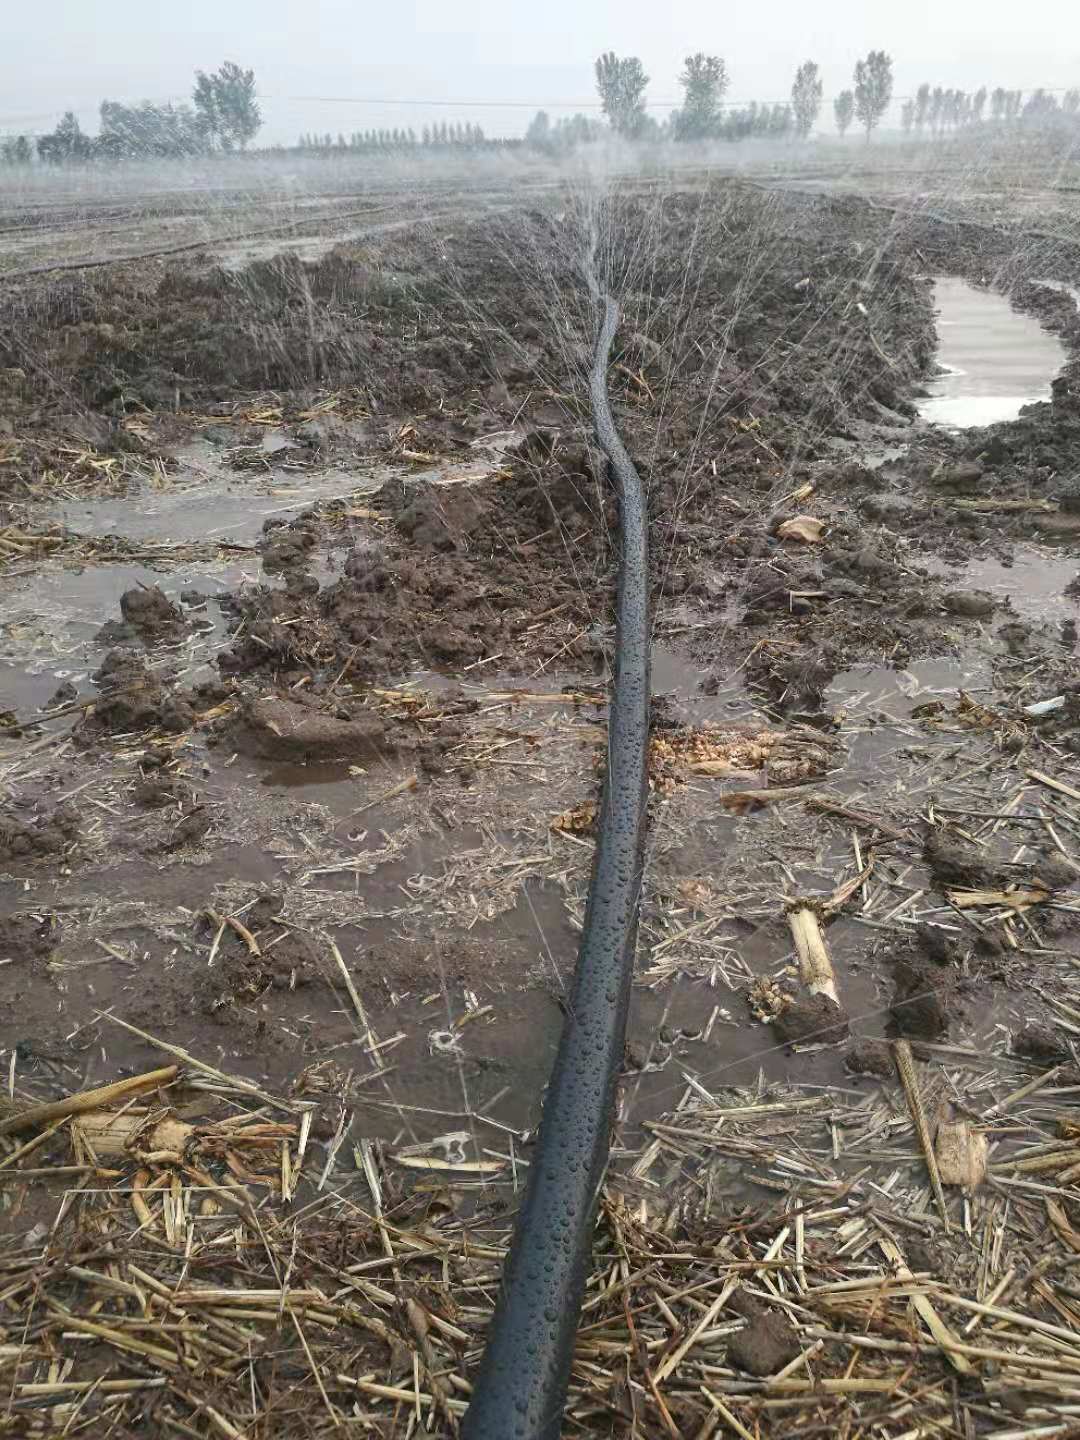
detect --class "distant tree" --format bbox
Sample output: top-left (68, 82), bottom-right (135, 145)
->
top-left (98, 99), bottom-right (208, 158)
top-left (929, 86), bottom-right (945, 136)
top-left (37, 111), bottom-right (92, 164)
top-left (768, 103), bottom-right (793, 138)
top-left (673, 53), bottom-right (727, 140)
top-left (193, 62), bottom-right (261, 150)
top-left (833, 89), bottom-right (854, 138)
top-left (900, 100), bottom-right (914, 136)
top-left (525, 110), bottom-right (552, 149)
top-left (971, 86), bottom-right (987, 124)
top-left (1064, 89), bottom-right (1080, 115)
top-left (1, 134), bottom-right (33, 165)
top-left (914, 83), bottom-right (931, 134)
top-left (790, 60), bottom-right (823, 140)
top-left (547, 113), bottom-right (603, 148)
top-left (594, 51), bottom-right (649, 137)
top-left (990, 87), bottom-right (1007, 123)
top-left (853, 50), bottom-right (894, 141)
top-left (1023, 88), bottom-right (1059, 121)
top-left (1007, 90), bottom-right (1023, 122)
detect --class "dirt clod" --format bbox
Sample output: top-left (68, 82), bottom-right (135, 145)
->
top-left (943, 590), bottom-right (996, 618)
top-left (916, 922), bottom-right (964, 964)
top-left (845, 1040), bottom-right (894, 1078)
top-left (162, 807), bottom-right (212, 852)
top-left (771, 993), bottom-right (849, 1046)
top-left (133, 776), bottom-right (188, 809)
top-left (891, 957), bottom-right (951, 1039)
top-left (87, 651), bottom-right (190, 734)
top-left (1013, 1021), bottom-right (1068, 1063)
top-left (226, 695), bottom-right (388, 763)
top-left (0, 911), bottom-right (60, 963)
top-left (116, 584), bottom-right (185, 640)
top-left (395, 484), bottom-right (486, 550)
top-left (0, 805), bottom-right (79, 863)
top-left (726, 1290), bottom-right (801, 1376)
top-left (1032, 853), bottom-right (1078, 893)
top-left (931, 461), bottom-right (983, 492)
top-left (923, 829), bottom-right (1002, 889)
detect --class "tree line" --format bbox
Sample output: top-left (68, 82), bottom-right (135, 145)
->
top-left (576, 50), bottom-right (892, 144)
top-left (4, 52), bottom-right (1078, 166)
top-left (2, 62), bottom-right (260, 164)
top-left (526, 50), bottom-right (1079, 149)
top-left (896, 84), bottom-right (1080, 135)
top-left (296, 122), bottom-right (489, 152)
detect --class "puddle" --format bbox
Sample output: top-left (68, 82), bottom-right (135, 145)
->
top-left (919, 277), bottom-right (1067, 428)
top-left (962, 545), bottom-right (1080, 623)
top-left (0, 558), bottom-right (250, 712)
top-left (827, 656), bottom-right (992, 719)
top-left (42, 437), bottom-right (518, 547)
top-left (651, 643), bottom-right (765, 726)
top-left (823, 435), bottom-right (910, 469)
top-left (45, 446), bottom-right (377, 547)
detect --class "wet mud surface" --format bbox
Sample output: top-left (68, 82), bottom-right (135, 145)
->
top-left (2, 170), bottom-right (1080, 1222)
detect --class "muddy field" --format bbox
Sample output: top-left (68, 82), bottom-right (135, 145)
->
top-left (3, 156), bottom-right (1080, 1434)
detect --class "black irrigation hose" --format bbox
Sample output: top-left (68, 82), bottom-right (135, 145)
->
top-left (462, 255), bottom-right (650, 1440)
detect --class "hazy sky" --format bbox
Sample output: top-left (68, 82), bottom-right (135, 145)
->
top-left (4, 0), bottom-right (1078, 142)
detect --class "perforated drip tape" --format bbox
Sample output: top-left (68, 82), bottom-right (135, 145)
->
top-left (462, 254), bottom-right (650, 1439)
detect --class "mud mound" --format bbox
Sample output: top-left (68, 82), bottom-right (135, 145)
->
top-left (503, 434), bottom-right (615, 537)
top-left (219, 490), bottom-right (597, 685)
top-left (394, 483), bottom-right (488, 550)
top-left (259, 514), bottom-right (320, 572)
top-left (202, 926), bottom-right (321, 1017)
top-left (85, 651), bottom-right (194, 734)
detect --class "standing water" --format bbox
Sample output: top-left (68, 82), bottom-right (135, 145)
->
top-left (919, 277), bottom-right (1067, 427)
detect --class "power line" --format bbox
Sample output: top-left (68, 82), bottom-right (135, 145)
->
top-left (265, 83), bottom-right (1079, 114)
top-left (271, 94), bottom-right (636, 109)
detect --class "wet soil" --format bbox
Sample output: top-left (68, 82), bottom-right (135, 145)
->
top-left (2, 169), bottom-right (1080, 1219)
